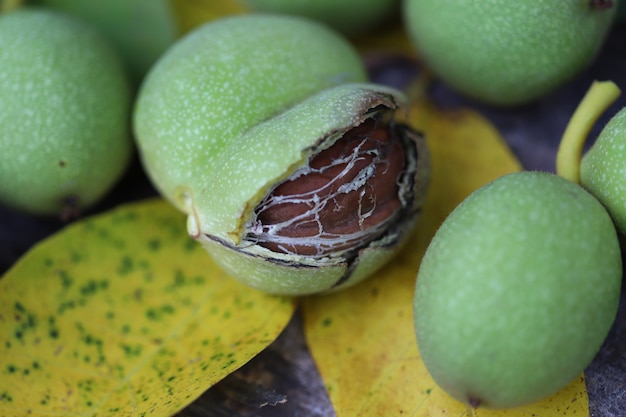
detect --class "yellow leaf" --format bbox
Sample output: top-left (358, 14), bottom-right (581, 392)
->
top-left (0, 199), bottom-right (296, 417)
top-left (350, 23), bottom-right (417, 59)
top-left (303, 100), bottom-right (589, 416)
top-left (169, 0), bottom-right (249, 35)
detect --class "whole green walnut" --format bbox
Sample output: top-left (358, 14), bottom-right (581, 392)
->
top-left (134, 14), bottom-right (429, 295)
top-left (581, 106), bottom-right (626, 235)
top-left (242, 0), bottom-right (400, 35)
top-left (414, 171), bottom-right (621, 409)
top-left (403, 0), bottom-right (617, 106)
top-left (0, 8), bottom-right (133, 217)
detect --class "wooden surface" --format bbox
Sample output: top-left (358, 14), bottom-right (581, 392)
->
top-left (1, 19), bottom-right (625, 417)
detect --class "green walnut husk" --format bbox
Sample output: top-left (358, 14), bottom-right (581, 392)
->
top-left (31, 0), bottom-right (178, 84)
top-left (134, 14), bottom-right (429, 295)
top-left (0, 7), bottom-right (133, 217)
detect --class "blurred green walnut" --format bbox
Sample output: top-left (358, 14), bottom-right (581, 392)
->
top-left (134, 14), bottom-right (429, 295)
top-left (0, 8), bottom-right (133, 217)
top-left (241, 0), bottom-right (400, 35)
top-left (403, 0), bottom-right (617, 106)
top-left (31, 0), bottom-right (178, 84)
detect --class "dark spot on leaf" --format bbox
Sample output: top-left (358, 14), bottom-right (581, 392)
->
top-left (80, 279), bottom-right (109, 296)
top-left (113, 210), bottom-right (138, 223)
top-left (22, 314), bottom-right (36, 329)
top-left (183, 238), bottom-right (197, 252)
top-left (145, 304), bottom-right (175, 321)
top-left (70, 251), bottom-right (83, 263)
top-left (322, 317), bottom-right (333, 327)
top-left (173, 270), bottom-right (186, 287)
top-left (97, 228), bottom-right (110, 240)
top-left (49, 329), bottom-right (59, 339)
top-left (118, 256), bottom-right (134, 275)
top-left (57, 269), bottom-right (73, 289)
top-left (6, 365), bottom-right (17, 373)
top-left (58, 300), bottom-right (77, 314)
top-left (97, 227), bottom-right (127, 249)
top-left (222, 359), bottom-right (236, 369)
top-left (14, 302), bottom-right (26, 314)
top-left (58, 160), bottom-right (66, 168)
top-left (120, 343), bottom-right (143, 358)
top-left (147, 239), bottom-right (161, 251)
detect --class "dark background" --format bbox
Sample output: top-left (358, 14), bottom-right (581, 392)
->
top-left (1, 17), bottom-right (625, 417)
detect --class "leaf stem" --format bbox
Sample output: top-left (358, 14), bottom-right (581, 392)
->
top-left (405, 68), bottom-right (434, 105)
top-left (555, 80), bottom-right (621, 184)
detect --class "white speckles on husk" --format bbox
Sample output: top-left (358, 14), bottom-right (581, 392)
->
top-left (134, 14), bottom-right (429, 294)
top-left (134, 14), bottom-right (368, 214)
top-left (403, 0), bottom-right (617, 105)
top-left (581, 107), bottom-right (626, 235)
top-left (0, 8), bottom-right (133, 215)
top-left (414, 171), bottom-right (621, 408)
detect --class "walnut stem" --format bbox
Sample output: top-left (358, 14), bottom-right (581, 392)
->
top-left (555, 80), bottom-right (621, 184)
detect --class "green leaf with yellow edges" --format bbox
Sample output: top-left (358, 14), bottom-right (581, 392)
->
top-left (303, 99), bottom-right (590, 417)
top-left (0, 198), bottom-right (296, 417)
